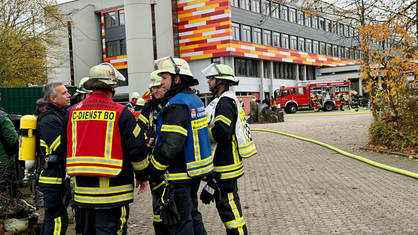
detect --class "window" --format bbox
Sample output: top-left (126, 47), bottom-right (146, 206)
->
top-left (106, 40), bottom-right (126, 57)
top-left (290, 36), bottom-right (297, 50)
top-left (320, 42), bottom-right (326, 55)
top-left (298, 38), bottom-right (305, 51)
top-left (298, 87), bottom-right (306, 95)
top-left (281, 89), bottom-right (289, 97)
top-left (306, 39), bottom-right (312, 53)
top-left (313, 41), bottom-right (319, 54)
top-left (251, 0), bottom-right (260, 13)
top-left (350, 48), bottom-right (355, 59)
top-left (273, 32), bottom-right (280, 47)
top-left (271, 3), bottom-right (279, 18)
top-left (326, 19), bottom-right (332, 32)
top-left (345, 48), bottom-right (349, 58)
top-left (263, 30), bottom-right (272, 46)
top-left (327, 44), bottom-right (332, 56)
top-left (280, 5), bottom-right (288, 21)
top-left (211, 57), bottom-right (221, 64)
top-left (235, 58), bottom-right (246, 76)
top-left (247, 59), bottom-right (258, 77)
top-left (333, 21), bottom-right (338, 34)
top-left (319, 17), bottom-right (325, 30)
top-left (240, 0), bottom-right (250, 10)
top-left (231, 0), bottom-right (239, 7)
top-left (242, 25), bottom-right (251, 42)
top-left (106, 41), bottom-right (118, 57)
top-left (340, 46), bottom-right (345, 58)
top-left (253, 28), bottom-right (262, 44)
top-left (312, 16), bottom-right (318, 29)
top-left (345, 25), bottom-right (349, 37)
top-left (232, 23), bottom-right (240, 40)
top-left (306, 14), bottom-right (311, 27)
top-left (291, 88), bottom-right (297, 95)
top-left (263, 61), bottom-right (270, 78)
top-left (333, 45), bottom-right (338, 57)
top-left (297, 11), bottom-right (304, 25)
top-left (290, 8), bottom-right (296, 23)
top-left (104, 10), bottom-right (125, 28)
top-left (339, 24), bottom-right (344, 35)
top-left (117, 69), bottom-right (128, 86)
top-left (355, 50), bottom-right (360, 60)
top-left (282, 34), bottom-right (289, 49)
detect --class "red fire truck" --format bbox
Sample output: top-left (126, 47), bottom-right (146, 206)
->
top-left (274, 80), bottom-right (351, 113)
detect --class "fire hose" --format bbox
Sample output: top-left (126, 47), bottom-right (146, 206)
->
top-left (252, 128), bottom-right (418, 179)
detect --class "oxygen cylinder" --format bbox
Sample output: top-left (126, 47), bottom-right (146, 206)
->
top-left (18, 115), bottom-right (37, 184)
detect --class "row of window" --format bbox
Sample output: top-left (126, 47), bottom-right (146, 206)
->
top-left (232, 23), bottom-right (362, 60)
top-left (232, 58), bottom-right (315, 80)
top-left (231, 0), bottom-right (356, 38)
top-left (106, 39), bottom-right (126, 57)
top-left (104, 10), bottom-right (125, 28)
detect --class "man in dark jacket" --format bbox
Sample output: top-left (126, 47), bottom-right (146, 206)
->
top-left (262, 96), bottom-right (270, 109)
top-left (37, 82), bottom-right (71, 234)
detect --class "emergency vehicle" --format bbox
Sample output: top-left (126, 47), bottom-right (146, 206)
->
top-left (274, 80), bottom-right (350, 113)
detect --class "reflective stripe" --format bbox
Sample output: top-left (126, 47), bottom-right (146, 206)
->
top-left (238, 141), bottom-right (257, 158)
top-left (152, 181), bottom-right (165, 191)
top-left (224, 193), bottom-right (246, 230)
top-left (186, 155), bottom-right (214, 177)
top-left (67, 157), bottom-right (122, 165)
top-left (138, 114), bottom-right (148, 125)
top-left (75, 184), bottom-right (133, 194)
top-left (71, 121), bottom-right (77, 158)
top-left (39, 175), bottom-right (62, 185)
top-left (214, 161), bottom-right (243, 172)
top-left (105, 120), bottom-right (114, 159)
top-left (232, 135), bottom-right (240, 164)
top-left (131, 158), bottom-right (149, 171)
top-left (192, 129), bottom-right (200, 161)
top-left (132, 124), bottom-right (141, 138)
top-left (53, 216), bottom-right (62, 235)
top-left (50, 136), bottom-right (61, 152)
top-left (219, 167), bottom-right (244, 180)
top-left (208, 127), bottom-right (215, 142)
top-left (161, 124), bottom-right (187, 136)
top-left (214, 115), bottom-right (231, 126)
top-left (167, 172), bottom-right (191, 181)
top-left (74, 192), bottom-right (133, 204)
top-left (67, 157), bottom-right (123, 177)
top-left (40, 139), bottom-right (51, 155)
top-left (67, 166), bottom-right (121, 176)
top-left (153, 214), bottom-right (162, 222)
top-left (151, 156), bottom-right (168, 171)
top-left (117, 206), bottom-right (127, 235)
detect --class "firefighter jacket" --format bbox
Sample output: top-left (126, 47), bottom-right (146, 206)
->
top-left (0, 108), bottom-right (18, 166)
top-left (37, 103), bottom-right (67, 188)
top-left (149, 85), bottom-right (213, 182)
top-left (205, 90), bottom-right (257, 181)
top-left (126, 100), bottom-right (136, 110)
top-left (62, 93), bottom-right (149, 208)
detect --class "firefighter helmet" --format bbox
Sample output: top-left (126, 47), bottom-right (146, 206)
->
top-left (75, 77), bottom-right (93, 95)
top-left (202, 63), bottom-right (239, 86)
top-left (132, 92), bottom-right (140, 99)
top-left (137, 98), bottom-right (145, 106)
top-left (84, 63), bottom-right (125, 90)
top-left (149, 70), bottom-right (162, 87)
top-left (154, 56), bottom-right (198, 85)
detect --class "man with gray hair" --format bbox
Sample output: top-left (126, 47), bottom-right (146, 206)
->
top-left (37, 82), bottom-right (71, 234)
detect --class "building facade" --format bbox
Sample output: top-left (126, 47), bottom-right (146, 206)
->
top-left (58, 0), bottom-right (361, 107)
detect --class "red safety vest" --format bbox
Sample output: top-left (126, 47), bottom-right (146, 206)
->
top-left (66, 93), bottom-right (124, 177)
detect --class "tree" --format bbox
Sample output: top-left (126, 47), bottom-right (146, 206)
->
top-left (0, 0), bottom-right (67, 87)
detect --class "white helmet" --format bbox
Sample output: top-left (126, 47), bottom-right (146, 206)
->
top-left (3, 218), bottom-right (29, 232)
top-left (84, 63), bottom-right (126, 90)
top-left (202, 63), bottom-right (239, 86)
top-left (154, 56), bottom-right (198, 86)
top-left (136, 98), bottom-right (145, 106)
top-left (132, 92), bottom-right (140, 99)
top-left (149, 70), bottom-right (162, 87)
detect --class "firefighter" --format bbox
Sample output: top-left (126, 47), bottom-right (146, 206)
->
top-left (335, 93), bottom-right (341, 110)
top-left (149, 56), bottom-right (212, 234)
top-left (339, 93), bottom-right (345, 111)
top-left (137, 70), bottom-right (169, 235)
top-left (37, 82), bottom-right (71, 234)
top-left (126, 91), bottom-right (140, 110)
top-left (202, 63), bottom-right (257, 235)
top-left (270, 96), bottom-right (277, 111)
top-left (312, 94), bottom-right (320, 112)
top-left (61, 63), bottom-right (149, 234)
top-left (352, 91), bottom-right (359, 111)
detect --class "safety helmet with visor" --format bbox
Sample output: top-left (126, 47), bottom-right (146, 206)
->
top-left (84, 63), bottom-right (126, 90)
top-left (154, 56), bottom-right (198, 86)
top-left (149, 70), bottom-right (162, 87)
top-left (202, 63), bottom-right (239, 86)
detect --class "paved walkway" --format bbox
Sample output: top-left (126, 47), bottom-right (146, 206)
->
top-left (127, 110), bottom-right (418, 234)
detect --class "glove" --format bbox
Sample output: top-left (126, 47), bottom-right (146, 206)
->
top-left (160, 183), bottom-right (180, 226)
top-left (200, 174), bottom-right (221, 207)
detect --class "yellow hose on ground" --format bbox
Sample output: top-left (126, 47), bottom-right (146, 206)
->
top-left (252, 128), bottom-right (418, 179)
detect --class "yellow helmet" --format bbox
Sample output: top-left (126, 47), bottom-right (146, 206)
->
top-left (154, 56), bottom-right (198, 85)
top-left (202, 63), bottom-right (239, 86)
top-left (75, 77), bottom-right (93, 94)
top-left (149, 70), bottom-right (162, 87)
top-left (84, 63), bottom-right (125, 90)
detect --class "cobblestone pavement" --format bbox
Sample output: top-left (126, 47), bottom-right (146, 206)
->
top-left (127, 109), bottom-right (418, 234)
top-left (36, 109), bottom-right (418, 234)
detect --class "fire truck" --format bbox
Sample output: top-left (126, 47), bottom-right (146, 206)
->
top-left (274, 80), bottom-right (351, 113)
